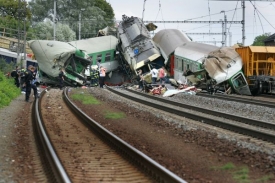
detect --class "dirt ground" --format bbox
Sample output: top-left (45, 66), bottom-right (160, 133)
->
top-left (68, 88), bottom-right (275, 183)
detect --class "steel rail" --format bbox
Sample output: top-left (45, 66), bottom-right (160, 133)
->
top-left (107, 87), bottom-right (275, 144)
top-left (197, 92), bottom-right (275, 108)
top-left (33, 89), bottom-right (71, 183)
top-left (125, 88), bottom-right (275, 130)
top-left (63, 87), bottom-right (187, 183)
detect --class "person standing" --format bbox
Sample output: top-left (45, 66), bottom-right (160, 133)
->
top-left (99, 66), bottom-right (106, 88)
top-left (150, 66), bottom-right (158, 84)
top-left (58, 68), bottom-right (65, 90)
top-left (24, 65), bottom-right (34, 102)
top-left (19, 67), bottom-right (26, 92)
top-left (158, 66), bottom-right (166, 85)
top-left (30, 66), bottom-right (39, 98)
top-left (137, 69), bottom-right (144, 90)
top-left (11, 66), bottom-right (20, 87)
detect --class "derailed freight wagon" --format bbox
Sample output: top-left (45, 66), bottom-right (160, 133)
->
top-left (235, 46), bottom-right (275, 95)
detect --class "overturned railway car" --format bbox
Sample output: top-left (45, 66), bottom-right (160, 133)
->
top-left (153, 29), bottom-right (251, 95)
top-left (28, 36), bottom-right (120, 86)
top-left (28, 40), bottom-right (91, 86)
top-left (117, 15), bottom-right (163, 77)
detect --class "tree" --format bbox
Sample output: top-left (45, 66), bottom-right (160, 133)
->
top-left (28, 0), bottom-right (115, 39)
top-left (0, 0), bottom-right (31, 19)
top-left (0, 0), bottom-right (32, 38)
top-left (251, 33), bottom-right (271, 46)
top-left (32, 20), bottom-right (76, 41)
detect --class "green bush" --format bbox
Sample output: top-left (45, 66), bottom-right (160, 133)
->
top-left (0, 58), bottom-right (14, 75)
top-left (0, 71), bottom-right (21, 108)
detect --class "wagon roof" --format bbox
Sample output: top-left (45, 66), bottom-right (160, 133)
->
top-left (69, 35), bottom-right (118, 54)
top-left (240, 46), bottom-right (275, 53)
top-left (153, 29), bottom-right (191, 60)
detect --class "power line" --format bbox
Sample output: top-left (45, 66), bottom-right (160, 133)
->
top-left (249, 0), bottom-right (275, 30)
top-left (184, 8), bottom-right (241, 21)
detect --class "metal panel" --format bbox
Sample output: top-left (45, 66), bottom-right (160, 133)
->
top-left (153, 29), bottom-right (191, 61)
top-left (175, 42), bottom-right (218, 62)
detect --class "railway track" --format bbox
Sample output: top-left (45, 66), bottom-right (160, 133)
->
top-left (197, 92), bottom-right (275, 108)
top-left (32, 88), bottom-right (186, 183)
top-left (107, 86), bottom-right (275, 144)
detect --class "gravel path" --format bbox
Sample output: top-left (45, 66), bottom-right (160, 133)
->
top-left (0, 94), bottom-right (26, 182)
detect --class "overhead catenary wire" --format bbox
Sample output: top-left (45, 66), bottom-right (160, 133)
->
top-left (249, 1), bottom-right (269, 54)
top-left (184, 8), bottom-right (241, 21)
top-left (227, 0), bottom-right (239, 33)
top-left (140, 0), bottom-right (146, 35)
top-left (159, 1), bottom-right (166, 30)
top-left (253, 1), bottom-right (258, 38)
top-left (154, 0), bottom-right (161, 21)
top-left (208, 0), bottom-right (212, 35)
top-left (249, 0), bottom-right (275, 30)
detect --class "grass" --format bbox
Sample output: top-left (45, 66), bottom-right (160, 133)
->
top-left (213, 163), bottom-right (274, 183)
top-left (0, 71), bottom-right (21, 108)
top-left (255, 175), bottom-right (274, 182)
top-left (217, 162), bottom-right (236, 170)
top-left (232, 166), bottom-right (250, 183)
top-left (71, 90), bottom-right (125, 120)
top-left (71, 93), bottom-right (100, 105)
top-left (104, 111), bottom-right (125, 119)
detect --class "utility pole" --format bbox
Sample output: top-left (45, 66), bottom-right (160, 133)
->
top-left (228, 31), bottom-right (232, 46)
top-left (221, 18), bottom-right (225, 47)
top-left (53, 0), bottom-right (56, 40)
top-left (241, 0), bottom-right (245, 46)
top-left (23, 0), bottom-right (26, 65)
top-left (17, 0), bottom-right (21, 65)
top-left (220, 10), bottom-right (227, 47)
top-left (79, 8), bottom-right (85, 40)
top-left (78, 11), bottom-right (81, 40)
top-left (210, 0), bottom-right (275, 46)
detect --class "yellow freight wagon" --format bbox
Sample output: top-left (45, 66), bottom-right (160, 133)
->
top-left (235, 46), bottom-right (275, 95)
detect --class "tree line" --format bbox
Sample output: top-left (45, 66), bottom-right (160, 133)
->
top-left (0, 0), bottom-right (115, 42)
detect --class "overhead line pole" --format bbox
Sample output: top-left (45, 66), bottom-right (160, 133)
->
top-left (53, 0), bottom-right (56, 41)
top-left (242, 0), bottom-right (245, 46)
top-left (17, 0), bottom-right (21, 65)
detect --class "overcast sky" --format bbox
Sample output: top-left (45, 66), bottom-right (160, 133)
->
top-left (109, 0), bottom-right (275, 46)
